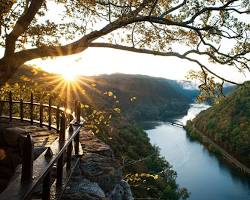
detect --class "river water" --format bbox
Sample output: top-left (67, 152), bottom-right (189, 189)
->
top-left (146, 104), bottom-right (250, 200)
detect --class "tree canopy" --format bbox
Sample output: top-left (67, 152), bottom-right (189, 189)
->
top-left (0, 0), bottom-right (249, 88)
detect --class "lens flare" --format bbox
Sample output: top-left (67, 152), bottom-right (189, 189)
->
top-left (62, 73), bottom-right (77, 81)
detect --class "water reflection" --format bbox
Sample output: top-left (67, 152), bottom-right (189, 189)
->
top-left (146, 104), bottom-right (250, 200)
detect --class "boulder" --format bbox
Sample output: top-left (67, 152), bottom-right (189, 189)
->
top-left (62, 165), bottom-right (106, 200)
top-left (62, 130), bottom-right (134, 200)
top-left (110, 180), bottom-right (134, 200)
top-left (64, 178), bottom-right (106, 198)
top-left (79, 153), bottom-right (122, 193)
top-left (80, 131), bottom-right (114, 158)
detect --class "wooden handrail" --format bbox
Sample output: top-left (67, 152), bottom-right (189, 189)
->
top-left (0, 92), bottom-right (83, 200)
top-left (0, 93), bottom-right (77, 132)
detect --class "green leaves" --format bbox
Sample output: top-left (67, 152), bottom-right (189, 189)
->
top-left (186, 70), bottom-right (226, 103)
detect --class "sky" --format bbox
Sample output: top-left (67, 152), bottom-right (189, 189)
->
top-left (28, 47), bottom-right (250, 84)
top-left (1, 1), bottom-right (249, 84)
top-left (24, 0), bottom-right (250, 84)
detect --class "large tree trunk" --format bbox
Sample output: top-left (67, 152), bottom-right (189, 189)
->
top-left (0, 56), bottom-right (23, 87)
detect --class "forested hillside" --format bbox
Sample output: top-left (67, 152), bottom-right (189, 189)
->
top-left (9, 66), bottom-right (194, 121)
top-left (189, 82), bottom-right (250, 166)
top-left (88, 74), bottom-right (192, 121)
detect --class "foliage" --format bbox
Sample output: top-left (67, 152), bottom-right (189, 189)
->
top-left (190, 82), bottom-right (250, 166)
top-left (0, 0), bottom-right (249, 88)
top-left (186, 70), bottom-right (226, 103)
top-left (0, 75), bottom-right (119, 135)
top-left (97, 120), bottom-right (189, 199)
top-left (88, 73), bottom-right (191, 121)
top-left (1, 69), bottom-right (190, 199)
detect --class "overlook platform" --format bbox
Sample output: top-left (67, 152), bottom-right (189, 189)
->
top-left (0, 93), bottom-right (132, 200)
top-left (0, 118), bottom-right (58, 147)
top-left (0, 118), bottom-right (59, 196)
top-left (0, 119), bottom-right (130, 200)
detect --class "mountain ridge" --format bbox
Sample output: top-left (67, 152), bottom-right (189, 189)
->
top-left (9, 65), bottom-right (197, 121)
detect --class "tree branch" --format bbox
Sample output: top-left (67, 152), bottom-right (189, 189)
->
top-left (184, 0), bottom-right (239, 24)
top-left (5, 0), bottom-right (44, 56)
top-left (160, 0), bottom-right (187, 18)
top-left (89, 42), bottom-right (241, 85)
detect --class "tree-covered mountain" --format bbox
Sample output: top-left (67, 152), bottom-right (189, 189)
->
top-left (188, 82), bottom-right (250, 167)
top-left (8, 66), bottom-right (198, 121)
top-left (86, 74), bottom-right (194, 121)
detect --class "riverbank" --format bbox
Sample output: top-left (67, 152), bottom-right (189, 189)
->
top-left (147, 104), bottom-right (250, 200)
top-left (185, 120), bottom-right (250, 176)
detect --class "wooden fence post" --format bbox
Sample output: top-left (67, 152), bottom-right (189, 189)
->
top-left (66, 141), bottom-right (73, 170)
top-left (57, 115), bottom-right (66, 186)
top-left (9, 91), bottom-right (12, 121)
top-left (21, 134), bottom-right (33, 183)
top-left (73, 102), bottom-right (81, 156)
top-left (67, 124), bottom-right (73, 170)
top-left (40, 102), bottom-right (43, 127)
top-left (42, 171), bottom-right (51, 200)
top-left (56, 105), bottom-right (60, 133)
top-left (0, 101), bottom-right (3, 116)
top-left (48, 97), bottom-right (52, 130)
top-left (75, 133), bottom-right (80, 156)
top-left (59, 115), bottom-right (66, 142)
top-left (77, 101), bottom-right (81, 123)
top-left (56, 154), bottom-right (64, 186)
top-left (20, 99), bottom-right (23, 121)
top-left (30, 92), bottom-right (33, 124)
top-left (74, 100), bottom-right (77, 118)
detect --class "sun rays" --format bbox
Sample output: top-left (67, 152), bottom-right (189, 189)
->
top-left (38, 73), bottom-right (98, 109)
top-left (24, 65), bottom-right (115, 113)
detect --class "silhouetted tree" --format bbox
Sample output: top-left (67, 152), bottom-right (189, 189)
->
top-left (0, 0), bottom-right (249, 88)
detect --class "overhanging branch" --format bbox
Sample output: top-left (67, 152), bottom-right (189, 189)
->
top-left (89, 42), bottom-right (241, 85)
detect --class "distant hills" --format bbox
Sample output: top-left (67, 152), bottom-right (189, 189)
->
top-left (6, 65), bottom-right (237, 122)
top-left (7, 65), bottom-right (200, 121)
top-left (189, 82), bottom-right (250, 166)
top-left (86, 74), bottom-right (195, 121)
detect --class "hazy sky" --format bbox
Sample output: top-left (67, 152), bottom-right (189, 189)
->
top-left (29, 47), bottom-right (250, 83)
top-left (1, 1), bottom-right (249, 84)
top-left (25, 1), bottom-right (250, 84)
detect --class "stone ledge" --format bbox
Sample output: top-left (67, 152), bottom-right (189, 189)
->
top-left (62, 130), bottom-right (134, 200)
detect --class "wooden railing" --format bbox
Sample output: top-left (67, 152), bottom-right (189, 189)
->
top-left (0, 91), bottom-right (80, 131)
top-left (0, 92), bottom-right (83, 200)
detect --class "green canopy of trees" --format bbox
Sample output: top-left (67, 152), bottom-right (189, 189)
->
top-left (192, 82), bottom-right (250, 166)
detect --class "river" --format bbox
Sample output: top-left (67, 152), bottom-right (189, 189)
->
top-left (146, 104), bottom-right (250, 200)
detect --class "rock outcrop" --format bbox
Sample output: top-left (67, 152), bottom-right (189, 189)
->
top-left (62, 130), bottom-right (134, 200)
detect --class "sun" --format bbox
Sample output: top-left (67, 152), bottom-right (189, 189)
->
top-left (61, 72), bottom-right (78, 82)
